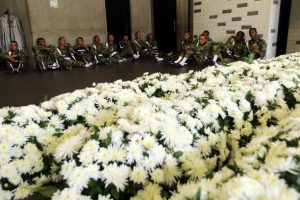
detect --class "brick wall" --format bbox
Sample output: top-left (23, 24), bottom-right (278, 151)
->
top-left (193, 0), bottom-right (281, 58)
top-left (286, 0), bottom-right (300, 53)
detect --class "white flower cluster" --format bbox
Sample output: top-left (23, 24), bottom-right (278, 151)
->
top-left (0, 53), bottom-right (300, 199)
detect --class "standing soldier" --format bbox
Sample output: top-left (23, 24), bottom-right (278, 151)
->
top-left (73, 37), bottom-right (94, 68)
top-left (57, 37), bottom-right (85, 70)
top-left (3, 41), bottom-right (26, 73)
top-left (119, 35), bottom-right (135, 59)
top-left (170, 31), bottom-right (193, 65)
top-left (248, 28), bottom-right (267, 59)
top-left (132, 31), bottom-right (148, 59)
top-left (104, 34), bottom-right (127, 63)
top-left (32, 38), bottom-right (60, 71)
top-left (176, 34), bottom-right (213, 67)
top-left (213, 31), bottom-right (249, 65)
top-left (91, 35), bottom-right (111, 65)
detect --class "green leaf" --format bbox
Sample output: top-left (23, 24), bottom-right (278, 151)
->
top-left (111, 186), bottom-right (119, 199)
top-left (173, 151), bottom-right (183, 158)
top-left (194, 188), bottom-right (201, 200)
top-left (34, 186), bottom-right (59, 198)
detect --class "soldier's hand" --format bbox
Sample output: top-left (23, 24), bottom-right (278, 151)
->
top-left (252, 47), bottom-right (260, 53)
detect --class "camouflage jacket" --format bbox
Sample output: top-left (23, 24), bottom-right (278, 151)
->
top-left (145, 40), bottom-right (158, 52)
top-left (3, 49), bottom-right (26, 63)
top-left (179, 39), bottom-right (193, 54)
top-left (32, 45), bottom-right (58, 62)
top-left (188, 42), bottom-right (213, 64)
top-left (91, 42), bottom-right (108, 55)
top-left (57, 44), bottom-right (75, 58)
top-left (73, 44), bottom-right (91, 54)
top-left (224, 38), bottom-right (249, 59)
top-left (104, 42), bottom-right (119, 55)
top-left (248, 38), bottom-right (267, 59)
top-left (132, 39), bottom-right (148, 53)
top-left (119, 41), bottom-right (134, 54)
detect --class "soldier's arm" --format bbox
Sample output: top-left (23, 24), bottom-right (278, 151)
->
top-left (259, 40), bottom-right (267, 58)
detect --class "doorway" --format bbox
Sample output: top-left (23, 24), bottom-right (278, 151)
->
top-left (153, 0), bottom-right (177, 53)
top-left (276, 0), bottom-right (292, 56)
top-left (105, 0), bottom-right (131, 43)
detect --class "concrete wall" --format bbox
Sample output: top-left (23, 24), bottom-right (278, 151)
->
top-left (0, 0), bottom-right (34, 64)
top-left (26, 0), bottom-right (107, 47)
top-left (193, 0), bottom-right (281, 58)
top-left (130, 0), bottom-right (153, 40)
top-left (286, 0), bottom-right (300, 53)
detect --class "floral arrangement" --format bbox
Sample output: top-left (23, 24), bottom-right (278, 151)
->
top-left (0, 53), bottom-right (300, 200)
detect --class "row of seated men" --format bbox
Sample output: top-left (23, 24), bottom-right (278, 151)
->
top-left (171, 28), bottom-right (267, 67)
top-left (0, 28), bottom-right (266, 73)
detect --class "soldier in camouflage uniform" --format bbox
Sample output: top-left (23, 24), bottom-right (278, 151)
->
top-left (176, 34), bottom-right (213, 67)
top-left (132, 31), bottom-right (149, 59)
top-left (32, 38), bottom-right (60, 71)
top-left (91, 35), bottom-right (111, 65)
top-left (203, 30), bottom-right (214, 44)
top-left (170, 31), bottom-right (193, 65)
top-left (73, 37), bottom-right (94, 68)
top-left (248, 28), bottom-right (267, 59)
top-left (57, 37), bottom-right (85, 70)
top-left (214, 31), bottom-right (249, 65)
top-left (119, 35), bottom-right (135, 59)
top-left (2, 41), bottom-right (26, 73)
top-left (104, 34), bottom-right (127, 63)
top-left (145, 33), bottom-right (159, 56)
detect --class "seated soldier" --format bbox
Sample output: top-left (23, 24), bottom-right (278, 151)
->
top-left (132, 31), bottom-right (149, 59)
top-left (203, 30), bottom-right (214, 44)
top-left (248, 28), bottom-right (267, 59)
top-left (32, 38), bottom-right (60, 71)
top-left (73, 37), bottom-right (94, 68)
top-left (170, 31), bottom-right (193, 65)
top-left (3, 41), bottom-right (26, 73)
top-left (176, 34), bottom-right (213, 67)
top-left (57, 37), bottom-right (85, 70)
top-left (104, 34), bottom-right (127, 63)
top-left (119, 35), bottom-right (135, 59)
top-left (91, 35), bottom-right (111, 65)
top-left (213, 31), bottom-right (249, 65)
top-left (178, 33), bottom-right (213, 67)
top-left (145, 33), bottom-right (164, 62)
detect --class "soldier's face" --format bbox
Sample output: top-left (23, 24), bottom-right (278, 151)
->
top-left (59, 38), bottom-right (66, 46)
top-left (236, 32), bottom-right (244, 42)
top-left (135, 32), bottom-right (141, 39)
top-left (123, 36), bottom-right (129, 42)
top-left (184, 33), bottom-right (190, 41)
top-left (108, 35), bottom-right (114, 42)
top-left (95, 36), bottom-right (100, 43)
top-left (38, 39), bottom-right (46, 47)
top-left (199, 36), bottom-right (207, 45)
top-left (77, 39), bottom-right (83, 45)
top-left (249, 30), bottom-right (257, 39)
top-left (10, 42), bottom-right (18, 51)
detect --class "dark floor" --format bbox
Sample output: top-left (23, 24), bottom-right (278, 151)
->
top-left (0, 61), bottom-right (201, 107)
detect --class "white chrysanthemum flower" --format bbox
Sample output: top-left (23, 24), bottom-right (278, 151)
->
top-left (254, 91), bottom-right (267, 107)
top-left (127, 144), bottom-right (144, 164)
top-left (60, 160), bottom-right (77, 180)
top-left (67, 167), bottom-right (91, 191)
top-left (0, 188), bottom-right (13, 200)
top-left (151, 168), bottom-right (164, 184)
top-left (13, 182), bottom-right (32, 200)
top-left (52, 188), bottom-right (92, 200)
top-left (98, 194), bottom-right (113, 200)
top-left (49, 115), bottom-right (64, 130)
top-left (54, 134), bottom-right (85, 161)
top-left (101, 163), bottom-right (130, 192)
top-left (130, 166), bottom-right (148, 184)
top-left (97, 148), bottom-right (111, 164)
